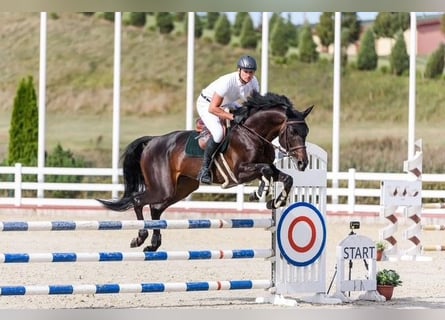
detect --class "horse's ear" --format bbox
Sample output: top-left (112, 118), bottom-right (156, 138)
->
top-left (303, 105), bottom-right (314, 118)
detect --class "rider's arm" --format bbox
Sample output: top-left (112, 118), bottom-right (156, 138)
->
top-left (208, 93), bottom-right (235, 121)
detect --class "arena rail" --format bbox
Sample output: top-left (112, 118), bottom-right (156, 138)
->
top-left (1, 164), bottom-right (445, 214)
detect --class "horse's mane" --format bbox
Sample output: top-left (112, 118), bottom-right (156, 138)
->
top-left (239, 91), bottom-right (296, 118)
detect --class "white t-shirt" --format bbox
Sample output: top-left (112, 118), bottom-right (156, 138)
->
top-left (201, 71), bottom-right (260, 107)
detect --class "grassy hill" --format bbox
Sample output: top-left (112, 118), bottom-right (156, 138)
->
top-left (0, 12), bottom-right (444, 173)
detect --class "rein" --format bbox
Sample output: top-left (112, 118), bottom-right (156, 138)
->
top-left (238, 120), bottom-right (306, 156)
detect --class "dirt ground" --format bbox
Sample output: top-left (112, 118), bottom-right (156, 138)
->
top-left (0, 207), bottom-right (444, 310)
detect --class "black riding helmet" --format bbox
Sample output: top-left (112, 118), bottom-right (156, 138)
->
top-left (237, 55), bottom-right (257, 71)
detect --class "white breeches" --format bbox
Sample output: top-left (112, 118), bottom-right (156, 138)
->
top-left (196, 98), bottom-right (225, 143)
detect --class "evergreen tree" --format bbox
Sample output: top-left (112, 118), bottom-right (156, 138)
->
top-left (8, 76), bottom-right (38, 166)
top-left (128, 12), bottom-right (146, 27)
top-left (390, 31), bottom-right (409, 76)
top-left (270, 18), bottom-right (289, 57)
top-left (424, 43), bottom-right (445, 79)
top-left (316, 12), bottom-right (334, 50)
top-left (206, 12), bottom-right (220, 30)
top-left (233, 12), bottom-right (248, 36)
top-left (155, 12), bottom-right (174, 34)
top-left (341, 12), bottom-right (361, 44)
top-left (357, 28), bottom-right (378, 71)
top-left (269, 13), bottom-right (282, 34)
top-left (374, 12), bottom-right (410, 39)
top-left (214, 13), bottom-right (231, 45)
top-left (283, 14), bottom-right (298, 48)
top-left (298, 24), bottom-right (319, 63)
top-left (239, 14), bottom-right (257, 49)
top-left (194, 13), bottom-right (203, 38)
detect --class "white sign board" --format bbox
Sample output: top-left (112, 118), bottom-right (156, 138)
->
top-left (380, 180), bottom-right (422, 207)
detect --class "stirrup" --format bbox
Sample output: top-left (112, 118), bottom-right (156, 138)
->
top-left (198, 168), bottom-right (212, 184)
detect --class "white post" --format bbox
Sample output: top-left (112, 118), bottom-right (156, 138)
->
top-left (260, 12), bottom-right (269, 94)
top-left (408, 12), bottom-right (417, 159)
top-left (37, 12), bottom-right (47, 200)
top-left (112, 12), bottom-right (122, 198)
top-left (186, 12), bottom-right (195, 130)
top-left (332, 12), bottom-right (342, 206)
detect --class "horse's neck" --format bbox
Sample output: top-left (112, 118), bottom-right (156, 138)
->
top-left (246, 110), bottom-right (285, 141)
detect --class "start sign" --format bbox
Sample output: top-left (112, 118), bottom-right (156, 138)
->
top-left (336, 234), bottom-right (376, 260)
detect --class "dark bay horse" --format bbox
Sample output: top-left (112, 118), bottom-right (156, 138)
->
top-left (97, 91), bottom-right (313, 252)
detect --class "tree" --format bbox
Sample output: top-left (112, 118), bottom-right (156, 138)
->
top-left (233, 12), bottom-right (249, 36)
top-left (283, 14), bottom-right (298, 48)
top-left (128, 12), bottom-right (146, 27)
top-left (206, 12), bottom-right (220, 30)
top-left (316, 12), bottom-right (360, 52)
top-left (374, 12), bottom-right (410, 39)
top-left (269, 13), bottom-right (282, 35)
top-left (239, 14), bottom-right (257, 49)
top-left (194, 13), bottom-right (203, 38)
top-left (341, 12), bottom-right (361, 44)
top-left (298, 24), bottom-right (319, 63)
top-left (8, 76), bottom-right (38, 166)
top-left (155, 12), bottom-right (174, 34)
top-left (390, 31), bottom-right (409, 76)
top-left (316, 12), bottom-right (334, 51)
top-left (214, 13), bottom-right (231, 45)
top-left (270, 18), bottom-right (289, 57)
top-left (424, 43), bottom-right (445, 79)
top-left (357, 28), bottom-right (378, 71)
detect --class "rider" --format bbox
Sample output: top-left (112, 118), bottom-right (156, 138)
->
top-left (196, 55), bottom-right (260, 184)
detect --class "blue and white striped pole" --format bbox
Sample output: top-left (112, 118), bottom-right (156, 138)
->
top-left (0, 280), bottom-right (272, 296)
top-left (0, 218), bottom-right (273, 232)
top-left (0, 249), bottom-right (273, 263)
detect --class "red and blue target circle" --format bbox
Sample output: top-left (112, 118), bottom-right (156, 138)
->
top-left (277, 202), bottom-right (326, 267)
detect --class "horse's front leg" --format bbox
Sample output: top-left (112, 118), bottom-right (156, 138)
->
top-left (266, 170), bottom-right (293, 209)
top-left (249, 176), bottom-right (271, 201)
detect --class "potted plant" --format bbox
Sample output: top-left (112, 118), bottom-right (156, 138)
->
top-left (376, 268), bottom-right (402, 300)
top-left (375, 240), bottom-right (387, 261)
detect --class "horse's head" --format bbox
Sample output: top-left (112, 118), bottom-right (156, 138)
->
top-left (278, 105), bottom-right (314, 171)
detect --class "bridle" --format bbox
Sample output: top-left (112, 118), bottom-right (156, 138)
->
top-left (238, 119), bottom-right (307, 156)
top-left (278, 120), bottom-right (307, 154)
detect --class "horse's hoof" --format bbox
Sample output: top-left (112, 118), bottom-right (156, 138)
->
top-left (130, 238), bottom-right (138, 248)
top-left (143, 246), bottom-right (157, 252)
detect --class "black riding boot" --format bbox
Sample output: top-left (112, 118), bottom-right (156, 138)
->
top-left (197, 138), bottom-right (220, 184)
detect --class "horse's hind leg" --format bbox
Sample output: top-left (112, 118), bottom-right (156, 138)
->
top-left (130, 193), bottom-right (149, 248)
top-left (143, 206), bottom-right (163, 252)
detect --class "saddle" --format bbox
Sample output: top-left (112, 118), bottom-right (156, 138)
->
top-left (185, 118), bottom-right (237, 188)
top-left (185, 118), bottom-right (230, 157)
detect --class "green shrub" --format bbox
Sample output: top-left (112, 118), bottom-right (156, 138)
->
top-left (128, 12), bottom-right (146, 27)
top-left (424, 43), bottom-right (445, 79)
top-left (45, 144), bottom-right (89, 198)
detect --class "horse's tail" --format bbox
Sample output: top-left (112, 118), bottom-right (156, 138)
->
top-left (97, 136), bottom-right (153, 212)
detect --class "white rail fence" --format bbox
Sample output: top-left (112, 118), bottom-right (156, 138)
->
top-left (0, 164), bottom-right (444, 215)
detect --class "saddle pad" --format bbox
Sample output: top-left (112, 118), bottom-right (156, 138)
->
top-left (185, 131), bottom-right (205, 158)
top-left (185, 131), bottom-right (230, 158)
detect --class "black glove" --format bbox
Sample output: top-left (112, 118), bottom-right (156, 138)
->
top-left (233, 114), bottom-right (246, 125)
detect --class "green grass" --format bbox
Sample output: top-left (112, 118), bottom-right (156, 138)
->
top-left (0, 12), bottom-right (444, 174)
